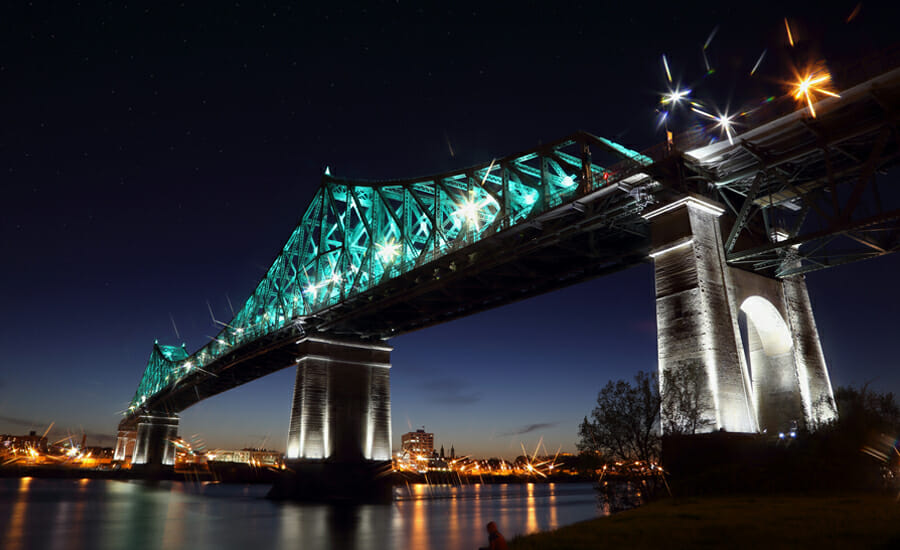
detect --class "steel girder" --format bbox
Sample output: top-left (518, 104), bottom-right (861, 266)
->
top-left (126, 131), bottom-right (657, 412)
top-left (683, 66), bottom-right (900, 278)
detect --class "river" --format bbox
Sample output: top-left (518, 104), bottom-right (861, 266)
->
top-left (0, 477), bottom-right (601, 550)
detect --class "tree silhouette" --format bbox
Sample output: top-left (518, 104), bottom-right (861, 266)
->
top-left (578, 370), bottom-right (660, 463)
top-left (660, 362), bottom-right (715, 435)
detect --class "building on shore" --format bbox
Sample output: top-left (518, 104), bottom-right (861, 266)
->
top-left (205, 449), bottom-right (284, 468)
top-left (401, 428), bottom-right (434, 456)
top-left (1, 431), bottom-right (49, 454)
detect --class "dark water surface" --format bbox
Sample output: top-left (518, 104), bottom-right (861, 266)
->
top-left (0, 477), bottom-right (601, 550)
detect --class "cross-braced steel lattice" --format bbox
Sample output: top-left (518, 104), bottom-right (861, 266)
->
top-left (128, 133), bottom-right (655, 411)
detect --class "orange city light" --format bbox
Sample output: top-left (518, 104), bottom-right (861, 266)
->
top-left (791, 69), bottom-right (840, 118)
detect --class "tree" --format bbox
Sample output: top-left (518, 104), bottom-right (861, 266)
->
top-left (578, 371), bottom-right (660, 463)
top-left (833, 385), bottom-right (900, 432)
top-left (660, 362), bottom-right (715, 435)
top-left (804, 385), bottom-right (900, 490)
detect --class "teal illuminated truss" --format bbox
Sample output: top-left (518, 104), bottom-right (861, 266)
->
top-left (128, 132), bottom-right (654, 411)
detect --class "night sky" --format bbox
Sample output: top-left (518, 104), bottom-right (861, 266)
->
top-left (3, 2), bottom-right (899, 459)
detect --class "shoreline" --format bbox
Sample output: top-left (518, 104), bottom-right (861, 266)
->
top-left (509, 492), bottom-right (900, 549)
top-left (0, 465), bottom-right (595, 485)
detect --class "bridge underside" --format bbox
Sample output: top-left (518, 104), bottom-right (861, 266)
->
top-left (311, 194), bottom-right (650, 338)
top-left (119, 180), bottom-right (651, 430)
top-left (687, 66), bottom-right (900, 278)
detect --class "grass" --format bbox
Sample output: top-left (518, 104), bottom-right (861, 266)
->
top-left (510, 493), bottom-right (900, 549)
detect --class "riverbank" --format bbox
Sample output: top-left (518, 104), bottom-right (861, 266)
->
top-left (0, 465), bottom-right (592, 485)
top-left (509, 493), bottom-right (900, 549)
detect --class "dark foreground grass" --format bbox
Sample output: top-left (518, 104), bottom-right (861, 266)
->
top-left (510, 493), bottom-right (900, 549)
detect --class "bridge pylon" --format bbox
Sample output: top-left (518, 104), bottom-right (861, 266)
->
top-left (645, 194), bottom-right (837, 434)
top-left (271, 334), bottom-right (393, 500)
top-left (115, 412), bottom-right (179, 472)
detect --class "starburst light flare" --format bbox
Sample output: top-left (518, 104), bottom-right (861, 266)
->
top-left (791, 69), bottom-right (840, 118)
top-left (456, 196), bottom-right (482, 229)
top-left (375, 239), bottom-right (401, 264)
top-left (692, 106), bottom-right (737, 145)
top-left (447, 158), bottom-right (499, 231)
top-left (661, 87), bottom-right (691, 106)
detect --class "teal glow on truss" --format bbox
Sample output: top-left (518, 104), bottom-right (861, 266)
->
top-left (128, 132), bottom-right (654, 410)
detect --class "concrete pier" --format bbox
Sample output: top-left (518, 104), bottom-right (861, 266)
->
top-left (276, 335), bottom-right (392, 501)
top-left (645, 195), bottom-right (836, 434)
top-left (129, 413), bottom-right (179, 471)
top-left (113, 428), bottom-right (136, 462)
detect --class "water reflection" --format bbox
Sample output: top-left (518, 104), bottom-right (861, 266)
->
top-left (526, 483), bottom-right (538, 533)
top-left (549, 482), bottom-right (558, 530)
top-left (412, 496), bottom-right (430, 548)
top-left (50, 479), bottom-right (87, 550)
top-left (160, 493), bottom-right (185, 550)
top-left (0, 479), bottom-right (599, 550)
top-left (3, 477), bottom-right (30, 550)
top-left (472, 482), bottom-right (483, 542)
top-left (448, 489), bottom-right (459, 544)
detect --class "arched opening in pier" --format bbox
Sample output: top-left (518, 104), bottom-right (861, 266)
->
top-left (738, 296), bottom-right (803, 433)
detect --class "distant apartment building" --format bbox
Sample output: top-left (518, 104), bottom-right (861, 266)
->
top-left (206, 449), bottom-right (284, 467)
top-left (401, 428), bottom-right (434, 456)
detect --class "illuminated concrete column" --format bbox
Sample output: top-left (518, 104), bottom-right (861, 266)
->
top-left (113, 429), bottom-right (136, 461)
top-left (131, 413), bottom-right (179, 466)
top-left (286, 336), bottom-right (392, 462)
top-left (782, 274), bottom-right (837, 427)
top-left (646, 195), bottom-right (756, 433)
top-left (647, 195), bottom-right (837, 434)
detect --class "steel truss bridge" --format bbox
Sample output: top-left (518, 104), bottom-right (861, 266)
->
top-left (687, 67), bottom-right (900, 277)
top-left (122, 64), bottom-right (900, 430)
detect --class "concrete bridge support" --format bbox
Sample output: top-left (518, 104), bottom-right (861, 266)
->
top-left (130, 413), bottom-right (179, 467)
top-left (645, 195), bottom-right (837, 434)
top-left (274, 335), bottom-right (392, 501)
top-left (113, 429), bottom-right (136, 462)
top-left (286, 335), bottom-right (392, 462)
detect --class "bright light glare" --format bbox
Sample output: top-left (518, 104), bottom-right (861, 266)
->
top-left (791, 70), bottom-right (839, 118)
top-left (661, 87), bottom-right (691, 106)
top-left (376, 239), bottom-right (401, 263)
top-left (692, 106), bottom-right (737, 145)
top-left (453, 192), bottom-right (496, 230)
top-left (456, 199), bottom-right (480, 227)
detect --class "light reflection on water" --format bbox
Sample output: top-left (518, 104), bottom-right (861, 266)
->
top-left (0, 478), bottom-right (600, 550)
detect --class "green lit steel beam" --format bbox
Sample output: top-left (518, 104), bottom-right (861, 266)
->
top-left (126, 132), bottom-right (654, 411)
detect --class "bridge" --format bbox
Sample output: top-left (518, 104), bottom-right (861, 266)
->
top-left (115, 65), bottom-right (900, 485)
